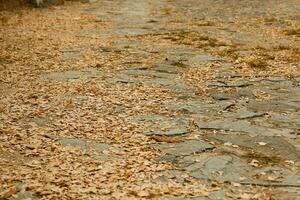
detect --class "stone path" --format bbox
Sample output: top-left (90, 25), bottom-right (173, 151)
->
top-left (1, 0), bottom-right (299, 199)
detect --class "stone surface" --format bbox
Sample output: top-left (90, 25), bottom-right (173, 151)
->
top-left (154, 140), bottom-right (214, 157)
top-left (215, 134), bottom-right (299, 160)
top-left (167, 100), bottom-right (235, 115)
top-left (247, 100), bottom-right (299, 113)
top-left (224, 107), bottom-right (265, 119)
top-left (197, 118), bottom-right (292, 137)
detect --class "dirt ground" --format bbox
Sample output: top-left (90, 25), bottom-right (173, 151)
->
top-left (0, 0), bottom-right (299, 199)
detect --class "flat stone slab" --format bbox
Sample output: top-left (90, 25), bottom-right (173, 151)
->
top-left (153, 140), bottom-right (214, 157)
top-left (268, 113), bottom-right (300, 129)
top-left (207, 134), bottom-right (300, 161)
top-left (153, 63), bottom-right (185, 74)
top-left (197, 118), bottom-right (292, 137)
top-left (247, 100), bottom-right (299, 113)
top-left (188, 155), bottom-right (252, 182)
top-left (133, 115), bottom-right (189, 136)
top-left (186, 154), bottom-right (300, 186)
top-left (167, 100), bottom-right (235, 115)
top-left (224, 107), bottom-right (265, 119)
top-left (209, 88), bottom-right (255, 100)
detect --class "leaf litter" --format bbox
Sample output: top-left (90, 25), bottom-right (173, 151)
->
top-left (1, 0), bottom-right (299, 199)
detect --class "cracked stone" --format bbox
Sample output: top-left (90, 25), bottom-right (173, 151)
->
top-left (133, 115), bottom-right (189, 136)
top-left (247, 100), bottom-right (299, 113)
top-left (207, 134), bottom-right (300, 161)
top-left (188, 155), bottom-right (252, 182)
top-left (268, 113), bottom-right (300, 129)
top-left (209, 88), bottom-right (255, 100)
top-left (197, 118), bottom-right (292, 137)
top-left (224, 107), bottom-right (265, 119)
top-left (153, 140), bottom-right (214, 157)
top-left (168, 100), bottom-right (234, 115)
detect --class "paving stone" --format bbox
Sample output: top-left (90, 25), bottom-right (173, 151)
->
top-left (209, 88), bottom-right (255, 100)
top-left (133, 115), bottom-right (189, 136)
top-left (208, 80), bottom-right (251, 88)
top-left (268, 113), bottom-right (300, 129)
top-left (188, 155), bottom-right (252, 182)
top-left (153, 63), bottom-right (183, 74)
top-left (207, 134), bottom-right (300, 161)
top-left (153, 140), bottom-right (214, 157)
top-left (224, 107), bottom-right (265, 119)
top-left (249, 166), bottom-right (300, 186)
top-left (197, 118), bottom-right (292, 137)
top-left (247, 100), bottom-right (299, 113)
top-left (167, 100), bottom-right (234, 115)
top-left (179, 153), bottom-right (300, 187)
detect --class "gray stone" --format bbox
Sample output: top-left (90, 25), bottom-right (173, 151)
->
top-left (241, 172), bottom-right (300, 187)
top-left (210, 88), bottom-right (255, 100)
top-left (207, 134), bottom-right (300, 161)
top-left (153, 63), bottom-right (184, 74)
top-left (268, 113), bottom-right (300, 129)
top-left (208, 81), bottom-right (251, 88)
top-left (167, 100), bottom-right (234, 115)
top-left (188, 155), bottom-right (252, 182)
top-left (154, 140), bottom-right (214, 157)
top-left (224, 107), bottom-right (265, 119)
top-left (247, 100), bottom-right (299, 113)
top-left (197, 118), bottom-right (291, 136)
